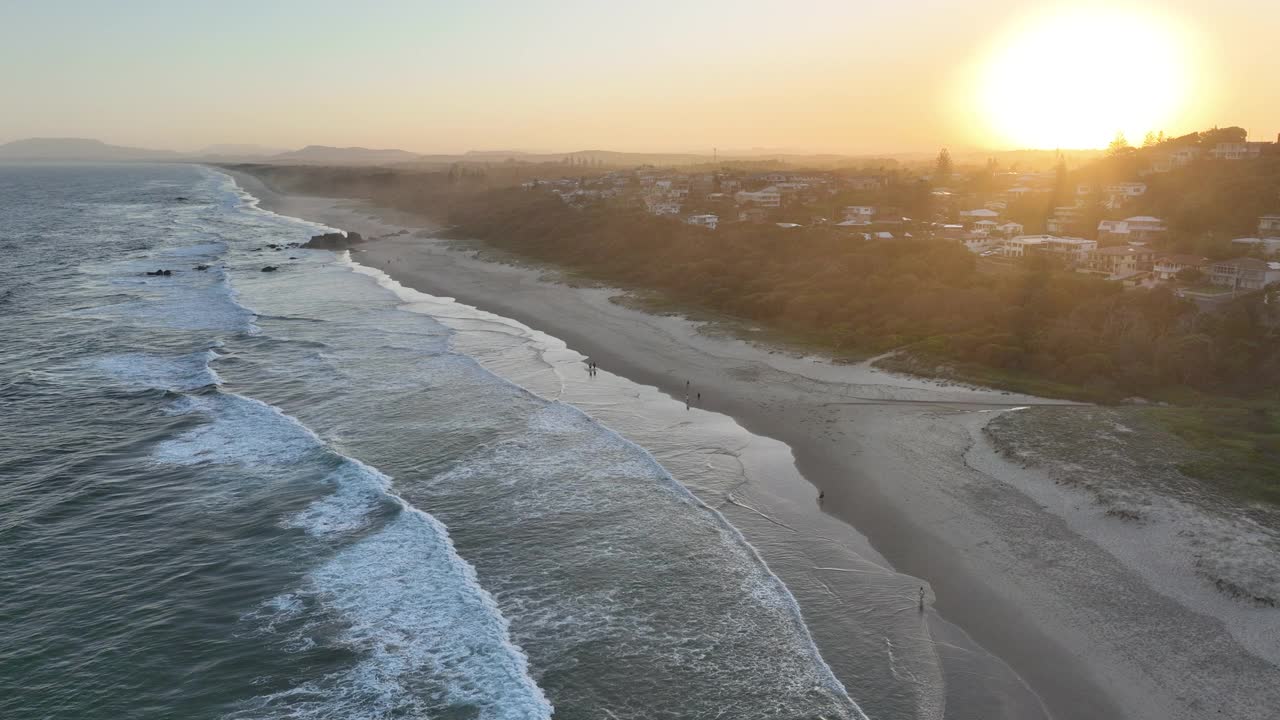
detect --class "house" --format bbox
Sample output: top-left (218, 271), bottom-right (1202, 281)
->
top-left (1206, 257), bottom-right (1280, 290)
top-left (1145, 146), bottom-right (1201, 174)
top-left (959, 208), bottom-right (1000, 224)
top-left (1046, 206), bottom-right (1084, 234)
top-left (738, 207), bottom-right (768, 224)
top-left (1086, 245), bottom-right (1157, 277)
top-left (686, 214), bottom-right (718, 230)
top-left (1210, 142), bottom-right (1266, 161)
top-left (999, 235), bottom-right (1047, 258)
top-left (1230, 237), bottom-right (1280, 256)
top-left (1105, 182), bottom-right (1147, 208)
top-left (734, 188), bottom-right (781, 207)
top-left (1005, 186), bottom-right (1034, 200)
top-left (957, 233), bottom-right (998, 253)
top-left (646, 199), bottom-right (682, 216)
top-left (996, 221), bottom-right (1024, 237)
top-left (1153, 254), bottom-right (1208, 281)
top-left (835, 219), bottom-right (871, 232)
top-left (842, 205), bottom-right (875, 223)
top-left (1097, 216), bottom-right (1167, 244)
top-left (845, 176), bottom-right (883, 191)
top-left (1002, 235), bottom-right (1096, 263)
top-left (1259, 215), bottom-right (1280, 238)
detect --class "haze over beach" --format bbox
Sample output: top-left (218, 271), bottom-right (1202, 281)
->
top-left (2, 3), bottom-right (1279, 720)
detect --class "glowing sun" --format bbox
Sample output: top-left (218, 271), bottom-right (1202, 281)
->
top-left (977, 7), bottom-right (1192, 149)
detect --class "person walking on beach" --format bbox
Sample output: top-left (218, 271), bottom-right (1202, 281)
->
top-left (918, 587), bottom-right (925, 612)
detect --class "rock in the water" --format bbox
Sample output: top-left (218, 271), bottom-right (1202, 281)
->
top-left (145, 269), bottom-right (172, 276)
top-left (261, 266), bottom-right (279, 273)
top-left (193, 264), bottom-right (210, 271)
top-left (303, 231), bottom-right (364, 250)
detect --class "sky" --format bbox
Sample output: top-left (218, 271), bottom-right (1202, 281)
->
top-left (2, 0), bottom-right (1276, 155)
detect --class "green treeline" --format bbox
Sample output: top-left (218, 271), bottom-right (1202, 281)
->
top-left (447, 188), bottom-right (1279, 402)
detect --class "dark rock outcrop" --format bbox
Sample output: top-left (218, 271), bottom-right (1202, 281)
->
top-left (261, 266), bottom-right (279, 273)
top-left (303, 231), bottom-right (364, 250)
top-left (193, 264), bottom-right (210, 271)
top-left (145, 269), bottom-right (172, 276)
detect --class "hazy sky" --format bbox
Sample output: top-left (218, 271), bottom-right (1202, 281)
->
top-left (2, 0), bottom-right (1276, 154)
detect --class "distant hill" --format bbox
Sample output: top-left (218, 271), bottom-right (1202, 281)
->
top-left (0, 138), bottom-right (180, 162)
top-left (269, 145), bottom-right (422, 165)
top-left (198, 143), bottom-right (289, 158)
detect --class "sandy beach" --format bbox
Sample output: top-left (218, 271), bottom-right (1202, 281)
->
top-left (225, 169), bottom-right (1280, 720)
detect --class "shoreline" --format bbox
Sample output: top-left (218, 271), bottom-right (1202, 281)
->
top-left (221, 168), bottom-right (1279, 719)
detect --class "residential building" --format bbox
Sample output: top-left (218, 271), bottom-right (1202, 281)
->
top-left (1097, 216), bottom-right (1168, 244)
top-left (845, 176), bottom-right (883, 191)
top-left (1230, 237), bottom-right (1280, 256)
top-left (734, 188), bottom-right (781, 208)
top-left (1105, 182), bottom-right (1147, 208)
top-left (1086, 245), bottom-right (1157, 277)
top-left (1206, 257), bottom-right (1280, 290)
top-left (738, 207), bottom-right (768, 224)
top-left (957, 233), bottom-right (998, 253)
top-left (1153, 254), bottom-right (1208, 281)
top-left (841, 205), bottom-right (875, 223)
top-left (1046, 206), bottom-right (1084, 234)
top-left (646, 200), bottom-right (682, 216)
top-left (686, 214), bottom-right (718, 230)
top-left (1209, 142), bottom-right (1266, 160)
top-left (996, 221), bottom-right (1024, 237)
top-left (1002, 235), bottom-right (1096, 263)
top-left (1259, 215), bottom-right (1280, 238)
top-left (1000, 235), bottom-right (1046, 258)
top-left (959, 208), bottom-right (1000, 225)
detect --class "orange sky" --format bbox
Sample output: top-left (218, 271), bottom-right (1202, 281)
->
top-left (1, 0), bottom-right (1275, 154)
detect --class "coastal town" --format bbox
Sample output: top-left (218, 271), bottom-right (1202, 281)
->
top-left (520, 128), bottom-right (1280, 303)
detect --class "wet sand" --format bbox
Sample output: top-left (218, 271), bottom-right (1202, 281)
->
top-left (223, 169), bottom-right (1279, 720)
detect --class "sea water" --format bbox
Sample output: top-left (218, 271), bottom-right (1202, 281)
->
top-left (0, 164), bottom-right (951, 719)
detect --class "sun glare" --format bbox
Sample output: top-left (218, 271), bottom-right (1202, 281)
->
top-left (978, 7), bottom-right (1192, 149)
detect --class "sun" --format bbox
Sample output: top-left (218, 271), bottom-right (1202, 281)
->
top-left (976, 6), bottom-right (1192, 149)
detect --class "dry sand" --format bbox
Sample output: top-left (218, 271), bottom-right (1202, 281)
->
top-left (222, 168), bottom-right (1280, 720)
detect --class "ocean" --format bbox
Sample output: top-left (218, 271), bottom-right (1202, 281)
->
top-left (0, 164), bottom-right (946, 719)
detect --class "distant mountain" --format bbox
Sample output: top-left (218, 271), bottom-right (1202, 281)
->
top-left (198, 143), bottom-right (289, 158)
top-left (269, 145), bottom-right (422, 165)
top-left (0, 138), bottom-right (180, 162)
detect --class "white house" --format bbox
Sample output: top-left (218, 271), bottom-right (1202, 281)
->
top-left (1153, 254), bottom-right (1207, 281)
top-left (735, 188), bottom-right (781, 208)
top-left (1206, 257), bottom-right (1280, 289)
top-left (960, 208), bottom-right (1000, 222)
top-left (1259, 215), bottom-right (1280, 238)
top-left (647, 200), bottom-right (682, 216)
top-left (1210, 142), bottom-right (1266, 161)
top-left (842, 205), bottom-right (875, 223)
top-left (1001, 235), bottom-right (1096, 262)
top-left (686, 214), bottom-right (718, 230)
top-left (1098, 216), bottom-right (1167, 243)
top-left (996, 221), bottom-right (1024, 237)
top-left (1231, 237), bottom-right (1280, 256)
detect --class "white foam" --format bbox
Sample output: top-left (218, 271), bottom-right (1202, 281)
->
top-left (90, 350), bottom-right (221, 392)
top-left (146, 377), bottom-right (552, 718)
top-left (282, 461), bottom-right (391, 539)
top-left (154, 393), bottom-right (324, 466)
top-left (245, 510), bottom-right (553, 720)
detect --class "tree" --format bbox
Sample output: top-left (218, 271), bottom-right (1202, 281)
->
top-left (1107, 132), bottom-right (1132, 158)
top-left (935, 148), bottom-right (953, 183)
